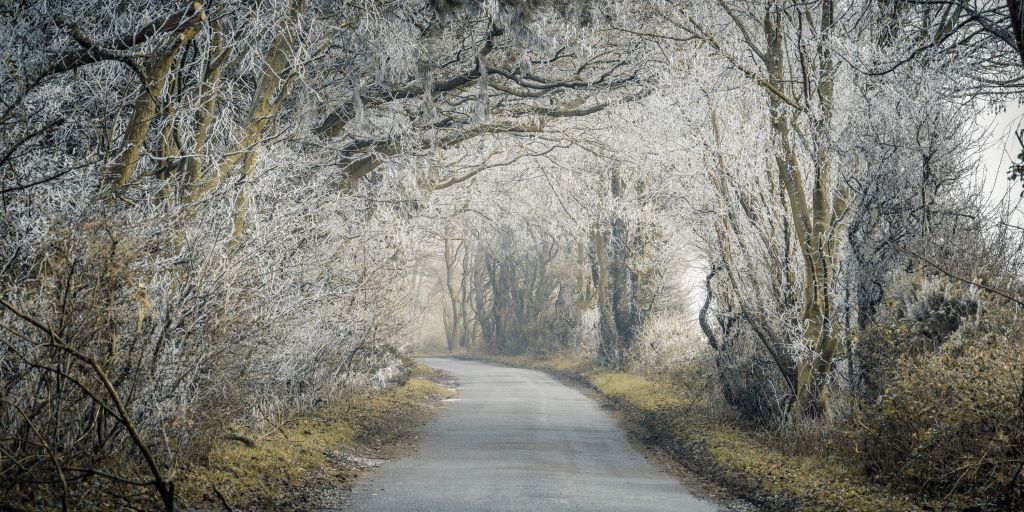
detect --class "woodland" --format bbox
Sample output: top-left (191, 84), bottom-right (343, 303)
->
top-left (2, 0), bottom-right (1024, 510)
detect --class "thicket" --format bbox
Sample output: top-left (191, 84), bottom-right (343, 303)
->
top-left (859, 280), bottom-right (1024, 505)
top-left (6, 0), bottom-right (1024, 509)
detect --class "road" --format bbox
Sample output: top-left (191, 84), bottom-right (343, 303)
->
top-left (339, 358), bottom-right (719, 512)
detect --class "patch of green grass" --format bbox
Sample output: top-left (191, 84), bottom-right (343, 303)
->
top-left (473, 352), bottom-right (593, 376)
top-left (538, 354), bottom-right (592, 374)
top-left (409, 362), bottom-right (447, 382)
top-left (696, 425), bottom-right (921, 511)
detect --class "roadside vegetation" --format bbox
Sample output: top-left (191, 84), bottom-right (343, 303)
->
top-left (475, 346), bottom-right (1017, 511)
top-left (413, 2), bottom-right (1024, 511)
top-left (178, 364), bottom-right (451, 511)
top-left (11, 364), bottom-right (451, 511)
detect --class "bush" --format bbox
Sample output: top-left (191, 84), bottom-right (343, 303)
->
top-left (626, 314), bottom-right (705, 371)
top-left (858, 274), bottom-right (979, 399)
top-left (0, 188), bottom-right (415, 506)
top-left (861, 299), bottom-right (1024, 505)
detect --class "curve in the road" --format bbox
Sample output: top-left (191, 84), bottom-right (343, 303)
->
top-left (338, 357), bottom-right (719, 512)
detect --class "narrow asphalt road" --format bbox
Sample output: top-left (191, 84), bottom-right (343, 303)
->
top-left (339, 358), bottom-right (719, 511)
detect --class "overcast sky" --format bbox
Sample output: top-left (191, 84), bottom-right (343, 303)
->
top-left (979, 101), bottom-right (1024, 209)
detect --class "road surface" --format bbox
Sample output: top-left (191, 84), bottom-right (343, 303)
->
top-left (339, 358), bottom-right (719, 511)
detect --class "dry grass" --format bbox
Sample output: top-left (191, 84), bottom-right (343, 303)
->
top-left (696, 426), bottom-right (927, 511)
top-left (588, 372), bottom-right (689, 412)
top-left (178, 366), bottom-right (450, 508)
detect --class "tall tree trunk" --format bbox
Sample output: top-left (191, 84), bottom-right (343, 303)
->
top-left (759, 0), bottom-right (847, 418)
top-left (443, 237), bottom-right (464, 352)
top-left (588, 167), bottom-right (658, 369)
top-left (106, 15), bottom-right (202, 194)
top-left (459, 248), bottom-right (474, 349)
top-left (216, 0), bottom-right (304, 243)
top-left (184, 21), bottom-right (228, 202)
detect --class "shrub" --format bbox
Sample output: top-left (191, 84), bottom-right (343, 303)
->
top-left (626, 314), bottom-right (705, 371)
top-left (858, 274), bottom-right (979, 399)
top-left (861, 299), bottom-right (1024, 505)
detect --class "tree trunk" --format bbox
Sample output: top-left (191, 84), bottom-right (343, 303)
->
top-left (106, 19), bottom-right (201, 194)
top-left (220, 0), bottom-right (304, 243)
top-left (758, 0), bottom-right (847, 419)
top-left (184, 21), bottom-right (228, 202)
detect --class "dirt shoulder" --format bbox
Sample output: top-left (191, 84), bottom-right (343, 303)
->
top-left (458, 353), bottom-right (959, 512)
top-left (177, 364), bottom-right (455, 511)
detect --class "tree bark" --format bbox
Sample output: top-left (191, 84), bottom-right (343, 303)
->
top-left (216, 0), bottom-right (304, 243)
top-left (106, 18), bottom-right (201, 194)
top-left (185, 21), bottom-right (228, 202)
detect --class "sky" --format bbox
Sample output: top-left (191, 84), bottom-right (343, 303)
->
top-left (978, 100), bottom-right (1024, 208)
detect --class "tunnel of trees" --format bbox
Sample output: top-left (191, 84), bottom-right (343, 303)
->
top-left (3, 0), bottom-right (1024, 509)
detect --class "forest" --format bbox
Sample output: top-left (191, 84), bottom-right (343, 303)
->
top-left (2, 0), bottom-right (1023, 510)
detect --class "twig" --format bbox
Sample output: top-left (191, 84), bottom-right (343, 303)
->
top-left (212, 485), bottom-right (236, 512)
top-left (906, 250), bottom-right (1024, 307)
top-left (223, 432), bottom-right (256, 448)
top-left (0, 297), bottom-right (176, 511)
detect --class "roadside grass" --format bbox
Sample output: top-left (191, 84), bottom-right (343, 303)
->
top-left (178, 364), bottom-right (450, 509)
top-left (466, 353), bottom-right (950, 512)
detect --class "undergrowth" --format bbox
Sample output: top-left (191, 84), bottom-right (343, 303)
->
top-left (178, 365), bottom-right (450, 509)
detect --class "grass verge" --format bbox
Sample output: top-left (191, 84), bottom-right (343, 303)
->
top-left (177, 364), bottom-right (452, 510)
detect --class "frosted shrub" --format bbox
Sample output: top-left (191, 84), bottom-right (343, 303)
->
top-left (628, 314), bottom-right (704, 371)
top-left (859, 274), bottom-right (980, 399)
